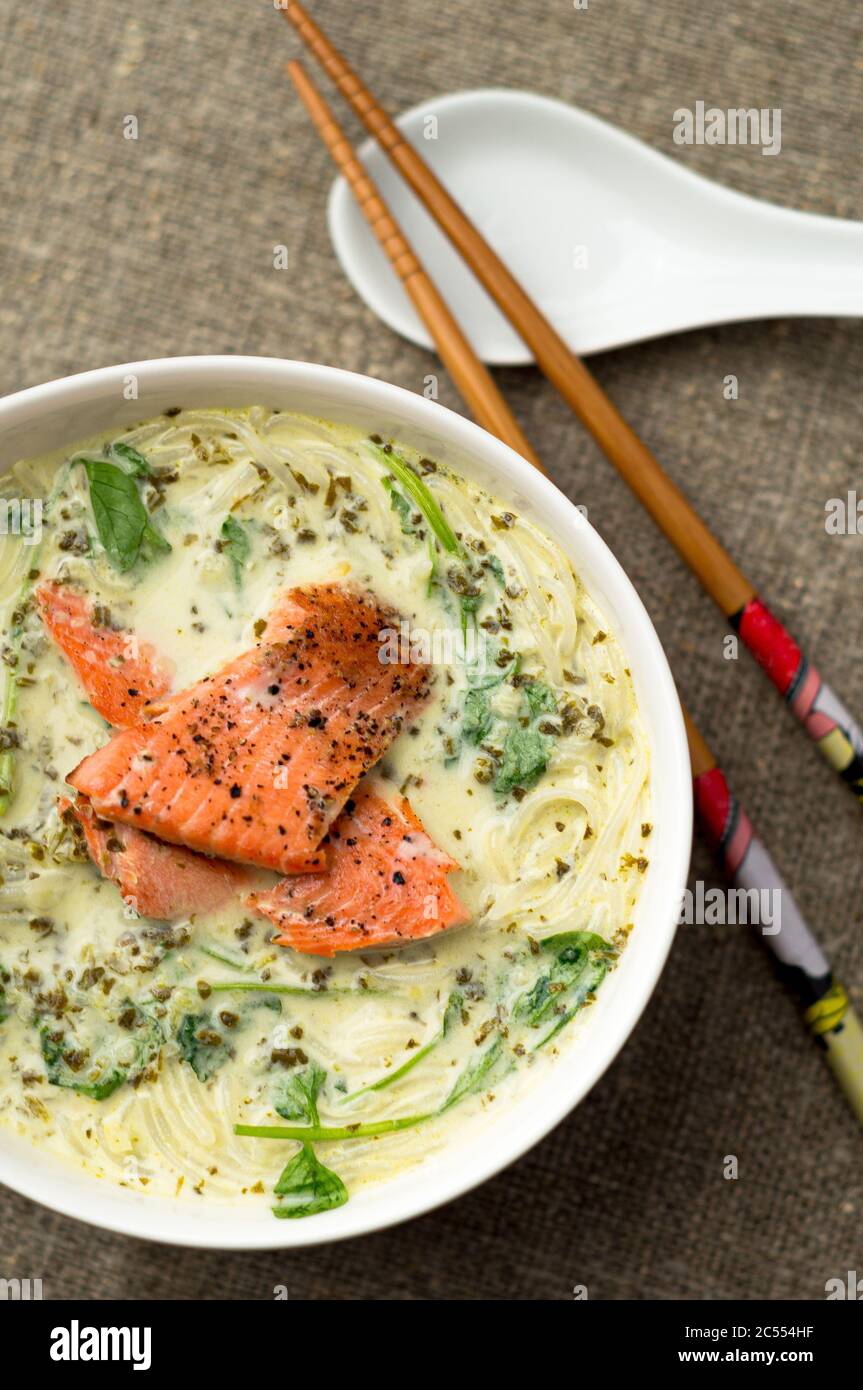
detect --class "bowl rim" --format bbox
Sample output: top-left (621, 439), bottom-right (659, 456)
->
top-left (0, 355), bottom-right (692, 1249)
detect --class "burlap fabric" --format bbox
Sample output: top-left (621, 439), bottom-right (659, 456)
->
top-left (1, 0), bottom-right (860, 1299)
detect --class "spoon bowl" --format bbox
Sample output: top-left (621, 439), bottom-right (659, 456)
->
top-left (328, 89), bottom-right (863, 365)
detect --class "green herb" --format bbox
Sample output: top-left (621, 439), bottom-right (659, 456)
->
top-left (208, 981), bottom-right (379, 998)
top-left (452, 652), bottom-right (517, 757)
top-left (515, 931), bottom-right (615, 1045)
top-left (426, 534), bottom-right (439, 596)
top-left (41, 1001), bottom-right (162, 1101)
top-left (236, 1112), bottom-right (431, 1142)
top-left (440, 1036), bottom-right (505, 1112)
top-left (371, 442), bottom-right (494, 635)
top-left (108, 441), bottom-right (152, 477)
top-left (176, 1012), bottom-right (234, 1082)
top-left (273, 1060), bottom-right (326, 1125)
top-left (486, 555), bottom-right (505, 585)
top-left (237, 937), bottom-right (618, 1221)
top-left (523, 680), bottom-right (557, 718)
top-left (462, 688), bottom-right (493, 745)
top-left (382, 477), bottom-right (418, 535)
top-left (494, 726), bottom-right (552, 793)
top-left (83, 459), bottom-right (171, 572)
top-left (220, 514), bottom-right (250, 586)
top-left (0, 968), bottom-right (9, 1024)
top-left (242, 1017), bottom-right (503, 1147)
top-left (178, 991), bottom-right (290, 1082)
top-left (542, 930), bottom-right (612, 958)
top-left (199, 944), bottom-right (252, 973)
top-left (371, 442), bottom-right (460, 554)
top-left (272, 1144), bottom-right (348, 1219)
top-left (77, 442), bottom-right (152, 479)
top-left (341, 992), bottom-right (463, 1101)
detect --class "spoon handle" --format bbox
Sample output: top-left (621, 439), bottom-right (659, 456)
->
top-left (689, 206), bottom-right (863, 318)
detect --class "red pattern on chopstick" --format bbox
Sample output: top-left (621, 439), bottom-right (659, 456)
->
top-left (733, 597), bottom-right (863, 798)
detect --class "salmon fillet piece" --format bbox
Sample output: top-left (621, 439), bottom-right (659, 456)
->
top-left (60, 795), bottom-right (252, 920)
top-left (67, 585), bottom-right (430, 874)
top-left (248, 781), bottom-right (470, 957)
top-left (36, 583), bottom-right (173, 726)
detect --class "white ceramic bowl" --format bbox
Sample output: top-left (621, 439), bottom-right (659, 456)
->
top-left (0, 356), bottom-right (691, 1248)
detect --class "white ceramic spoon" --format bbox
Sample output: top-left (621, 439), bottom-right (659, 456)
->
top-left (327, 89), bottom-right (863, 366)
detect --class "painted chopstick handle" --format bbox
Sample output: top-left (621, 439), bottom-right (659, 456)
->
top-left (817, 1005), bottom-right (863, 1126)
top-left (694, 764), bottom-right (863, 1124)
top-left (731, 596), bottom-right (863, 797)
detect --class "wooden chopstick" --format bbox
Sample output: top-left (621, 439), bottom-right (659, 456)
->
top-left (285, 54), bottom-right (863, 1125)
top-left (285, 61), bottom-right (543, 472)
top-left (280, 0), bottom-right (863, 809)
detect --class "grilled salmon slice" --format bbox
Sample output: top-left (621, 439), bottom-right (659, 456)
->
top-left (67, 585), bottom-right (430, 874)
top-left (248, 781), bottom-right (470, 956)
top-left (60, 795), bottom-right (252, 920)
top-left (36, 583), bottom-right (173, 726)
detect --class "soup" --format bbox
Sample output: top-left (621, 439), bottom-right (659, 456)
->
top-left (0, 408), bottom-right (650, 1219)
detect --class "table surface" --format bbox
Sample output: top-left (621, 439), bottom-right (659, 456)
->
top-left (1, 0), bottom-right (861, 1301)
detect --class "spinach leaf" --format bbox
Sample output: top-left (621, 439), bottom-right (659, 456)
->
top-left (179, 995), bottom-right (284, 1083)
top-left (382, 477), bottom-right (419, 535)
top-left (0, 967), bottom-right (9, 1024)
top-left (543, 930), bottom-right (612, 959)
top-left (440, 1035), bottom-right (505, 1112)
top-left (462, 687), bottom-right (493, 745)
top-left (534, 955), bottom-right (610, 1047)
top-left (515, 931), bottom-right (615, 1043)
top-left (41, 1001), bottom-right (162, 1101)
top-left (176, 1012), bottom-right (234, 1082)
top-left (453, 652), bottom-right (518, 755)
top-left (108, 441), bottom-right (151, 477)
top-left (486, 555), bottom-right (505, 585)
top-left (272, 1060), bottom-right (326, 1125)
top-left (83, 459), bottom-right (171, 572)
top-left (524, 680), bottom-right (557, 718)
top-left (220, 514), bottom-right (251, 586)
top-left (41, 1028), bottom-right (125, 1101)
top-left (494, 726), bottom-right (552, 793)
top-left (272, 1143), bottom-right (348, 1219)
